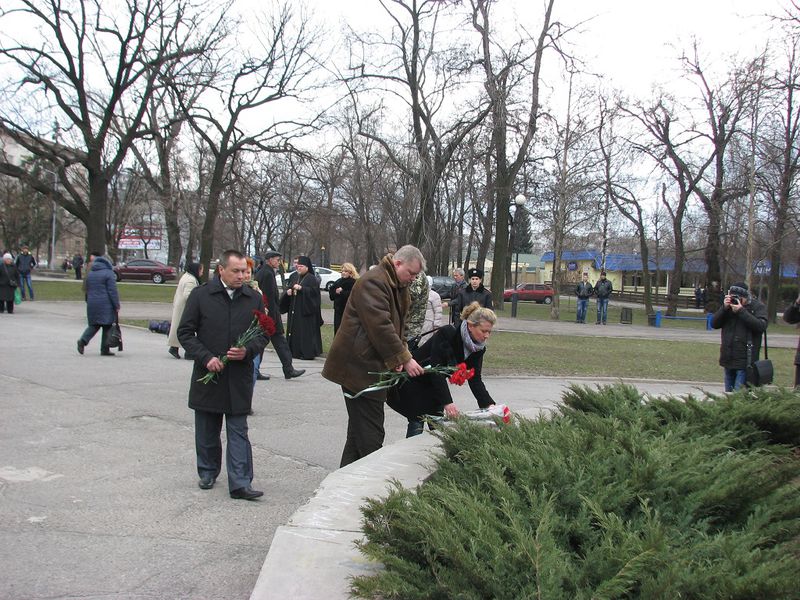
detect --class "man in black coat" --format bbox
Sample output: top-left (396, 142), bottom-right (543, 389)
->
top-left (254, 250), bottom-right (305, 380)
top-left (178, 250), bottom-right (269, 500)
top-left (711, 282), bottom-right (768, 392)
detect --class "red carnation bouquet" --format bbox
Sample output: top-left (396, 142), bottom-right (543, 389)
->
top-left (198, 308), bottom-right (276, 384)
top-left (344, 362), bottom-right (475, 399)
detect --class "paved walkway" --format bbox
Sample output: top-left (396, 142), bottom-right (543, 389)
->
top-left (0, 299), bottom-right (752, 599)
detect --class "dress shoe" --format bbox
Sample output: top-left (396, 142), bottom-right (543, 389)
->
top-left (284, 369), bottom-right (305, 380)
top-left (229, 486), bottom-right (264, 500)
top-left (168, 346), bottom-right (181, 359)
top-left (77, 340), bottom-right (85, 355)
top-left (101, 350), bottom-right (115, 356)
top-left (256, 372), bottom-right (270, 381)
top-left (198, 476), bottom-right (215, 490)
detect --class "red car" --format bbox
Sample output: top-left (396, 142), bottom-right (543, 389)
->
top-left (502, 283), bottom-right (554, 304)
top-left (113, 259), bottom-right (176, 284)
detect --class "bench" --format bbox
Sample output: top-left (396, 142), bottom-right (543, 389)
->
top-left (649, 310), bottom-right (713, 330)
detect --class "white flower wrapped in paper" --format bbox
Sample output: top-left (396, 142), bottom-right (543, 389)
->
top-left (427, 404), bottom-right (511, 426)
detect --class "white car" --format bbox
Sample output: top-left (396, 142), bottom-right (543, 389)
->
top-left (275, 266), bottom-right (340, 291)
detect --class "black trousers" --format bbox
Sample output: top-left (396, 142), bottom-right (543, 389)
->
top-left (0, 299), bottom-right (13, 313)
top-left (270, 332), bottom-right (296, 375)
top-left (340, 389), bottom-right (385, 468)
top-left (79, 324), bottom-right (110, 352)
top-left (194, 410), bottom-right (253, 491)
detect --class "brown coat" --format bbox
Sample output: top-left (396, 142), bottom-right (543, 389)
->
top-left (322, 254), bottom-right (412, 393)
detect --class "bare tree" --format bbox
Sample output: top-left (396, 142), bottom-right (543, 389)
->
top-left (178, 2), bottom-right (324, 278)
top-left (346, 0), bottom-right (491, 264)
top-left (0, 0), bottom-right (215, 253)
top-left (470, 0), bottom-right (561, 308)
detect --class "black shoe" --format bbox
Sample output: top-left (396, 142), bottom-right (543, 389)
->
top-left (198, 476), bottom-right (215, 490)
top-left (230, 486), bottom-right (263, 500)
top-left (168, 346), bottom-right (181, 359)
top-left (284, 369), bottom-right (305, 380)
top-left (77, 340), bottom-right (85, 355)
top-left (101, 350), bottom-right (115, 356)
top-left (256, 372), bottom-right (270, 381)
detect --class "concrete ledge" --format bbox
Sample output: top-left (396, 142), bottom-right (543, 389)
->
top-left (250, 432), bottom-right (441, 599)
top-left (249, 408), bottom-right (557, 600)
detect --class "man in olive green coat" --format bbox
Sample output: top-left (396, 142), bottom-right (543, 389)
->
top-left (322, 245), bottom-right (426, 467)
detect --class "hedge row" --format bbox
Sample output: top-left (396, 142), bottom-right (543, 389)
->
top-left (353, 385), bottom-right (800, 600)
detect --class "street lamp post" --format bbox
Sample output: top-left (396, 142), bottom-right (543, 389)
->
top-left (320, 246), bottom-right (326, 268)
top-left (513, 194), bottom-right (526, 289)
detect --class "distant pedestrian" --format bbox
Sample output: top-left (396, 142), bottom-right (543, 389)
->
top-left (177, 250), bottom-right (267, 500)
top-left (0, 253), bottom-right (19, 314)
top-left (782, 291), bottom-right (800, 389)
top-left (15, 245), bottom-right (36, 300)
top-left (329, 262), bottom-right (358, 335)
top-left (575, 272), bottom-right (593, 323)
top-left (419, 277), bottom-right (443, 345)
top-left (77, 255), bottom-right (120, 356)
top-left (711, 282), bottom-right (768, 392)
top-left (694, 286), bottom-right (702, 309)
top-left (594, 271), bottom-right (613, 325)
top-left (444, 267), bottom-right (467, 324)
top-left (72, 253), bottom-right (85, 280)
top-left (279, 255), bottom-right (323, 360)
top-left (168, 261), bottom-right (203, 359)
top-left (452, 268), bottom-right (492, 327)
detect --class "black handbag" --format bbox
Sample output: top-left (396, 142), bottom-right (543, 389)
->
top-left (107, 319), bottom-right (123, 351)
top-left (746, 330), bottom-right (772, 386)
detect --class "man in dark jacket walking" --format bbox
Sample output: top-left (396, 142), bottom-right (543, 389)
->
top-left (575, 272), bottom-right (593, 323)
top-left (594, 271), bottom-right (613, 325)
top-left (254, 250), bottom-right (304, 380)
top-left (782, 291), bottom-right (800, 389)
top-left (15, 245), bottom-right (36, 300)
top-left (711, 282), bottom-right (768, 392)
top-left (178, 250), bottom-right (269, 500)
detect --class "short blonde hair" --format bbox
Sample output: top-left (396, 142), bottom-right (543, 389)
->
top-left (461, 301), bottom-right (497, 326)
top-left (341, 262), bottom-right (359, 279)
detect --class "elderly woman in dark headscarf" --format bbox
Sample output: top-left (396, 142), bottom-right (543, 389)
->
top-left (279, 255), bottom-right (323, 359)
top-left (168, 261), bottom-right (203, 359)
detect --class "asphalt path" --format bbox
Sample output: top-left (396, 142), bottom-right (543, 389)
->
top-left (0, 299), bottom-right (767, 599)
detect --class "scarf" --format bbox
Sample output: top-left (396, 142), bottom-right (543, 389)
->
top-left (460, 319), bottom-right (485, 359)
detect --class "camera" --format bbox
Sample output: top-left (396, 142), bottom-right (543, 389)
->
top-left (730, 296), bottom-right (740, 305)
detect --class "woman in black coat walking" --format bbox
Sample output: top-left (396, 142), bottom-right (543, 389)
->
top-left (388, 301), bottom-right (497, 437)
top-left (0, 252), bottom-right (19, 314)
top-left (328, 262), bottom-right (358, 334)
top-left (279, 255), bottom-right (323, 360)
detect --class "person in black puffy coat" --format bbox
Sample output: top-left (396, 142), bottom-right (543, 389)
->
top-left (711, 282), bottom-right (767, 392)
top-left (782, 291), bottom-right (800, 389)
top-left (77, 256), bottom-right (120, 356)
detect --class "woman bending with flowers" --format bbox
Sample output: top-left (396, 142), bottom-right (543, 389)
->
top-left (388, 301), bottom-right (497, 437)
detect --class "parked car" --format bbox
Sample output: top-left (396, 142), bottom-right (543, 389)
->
top-left (275, 266), bottom-right (340, 291)
top-left (430, 275), bottom-right (456, 298)
top-left (113, 259), bottom-right (176, 284)
top-left (502, 283), bottom-right (554, 304)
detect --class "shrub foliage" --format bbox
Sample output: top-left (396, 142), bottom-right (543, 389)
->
top-left (352, 385), bottom-right (800, 599)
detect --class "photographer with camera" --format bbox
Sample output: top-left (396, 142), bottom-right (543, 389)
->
top-left (711, 282), bottom-right (767, 392)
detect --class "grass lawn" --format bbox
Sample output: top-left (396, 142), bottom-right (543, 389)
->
top-left (493, 298), bottom-right (799, 334)
top-left (120, 318), bottom-right (796, 388)
top-left (32, 279), bottom-right (177, 302)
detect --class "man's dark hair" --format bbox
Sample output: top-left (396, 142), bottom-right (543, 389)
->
top-left (89, 251), bottom-right (103, 259)
top-left (219, 249), bottom-right (245, 268)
